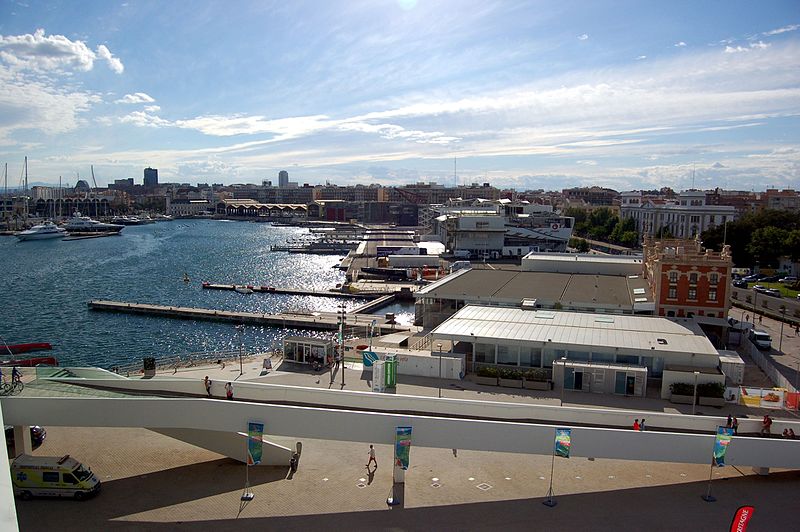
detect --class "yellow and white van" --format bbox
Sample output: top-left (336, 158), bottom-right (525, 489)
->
top-left (11, 454), bottom-right (101, 500)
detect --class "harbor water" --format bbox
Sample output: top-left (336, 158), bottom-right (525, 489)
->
top-left (0, 220), bottom-right (414, 367)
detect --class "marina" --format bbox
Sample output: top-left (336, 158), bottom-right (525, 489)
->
top-left (200, 282), bottom-right (390, 299)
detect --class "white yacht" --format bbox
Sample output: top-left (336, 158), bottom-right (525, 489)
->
top-left (15, 221), bottom-right (67, 241)
top-left (64, 213), bottom-right (124, 234)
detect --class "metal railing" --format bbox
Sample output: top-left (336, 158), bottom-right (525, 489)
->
top-left (109, 349), bottom-right (254, 377)
top-left (744, 341), bottom-right (798, 393)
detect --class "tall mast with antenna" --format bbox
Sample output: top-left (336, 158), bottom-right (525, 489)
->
top-left (454, 156), bottom-right (457, 188)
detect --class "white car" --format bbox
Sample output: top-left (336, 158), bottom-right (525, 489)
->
top-left (748, 330), bottom-right (772, 350)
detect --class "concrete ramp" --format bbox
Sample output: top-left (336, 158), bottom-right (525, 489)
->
top-left (150, 428), bottom-right (293, 466)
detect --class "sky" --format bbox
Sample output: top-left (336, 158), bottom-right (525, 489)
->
top-left (0, 0), bottom-right (798, 191)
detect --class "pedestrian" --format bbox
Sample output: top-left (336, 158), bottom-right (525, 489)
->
top-left (783, 429), bottom-right (790, 439)
top-left (366, 444), bottom-right (377, 469)
top-left (726, 414), bottom-right (732, 428)
top-left (758, 315), bottom-right (762, 324)
top-left (745, 313), bottom-right (749, 323)
top-left (760, 414), bottom-right (772, 436)
top-left (225, 382), bottom-right (234, 400)
top-left (789, 428), bottom-right (796, 439)
top-left (633, 419), bottom-right (640, 431)
top-left (795, 324), bottom-right (799, 336)
top-left (639, 418), bottom-right (646, 431)
top-left (203, 376), bottom-right (212, 397)
top-left (732, 416), bottom-right (739, 435)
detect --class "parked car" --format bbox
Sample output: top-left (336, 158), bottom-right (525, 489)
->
top-left (779, 276), bottom-right (797, 283)
top-left (760, 275), bottom-right (780, 283)
top-left (732, 280), bottom-right (748, 288)
top-left (5, 425), bottom-right (46, 449)
top-left (765, 288), bottom-right (782, 298)
top-left (743, 273), bottom-right (765, 282)
top-left (752, 285), bottom-right (767, 293)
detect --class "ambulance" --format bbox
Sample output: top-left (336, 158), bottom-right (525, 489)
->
top-left (11, 454), bottom-right (101, 500)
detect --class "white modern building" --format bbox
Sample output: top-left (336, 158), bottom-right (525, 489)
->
top-left (620, 190), bottom-right (736, 242)
top-left (430, 305), bottom-right (723, 397)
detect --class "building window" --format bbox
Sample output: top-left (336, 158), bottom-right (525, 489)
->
top-left (668, 286), bottom-right (677, 299)
top-left (688, 287), bottom-right (697, 300)
top-left (669, 271), bottom-right (678, 283)
top-left (709, 288), bottom-right (717, 301)
top-left (689, 273), bottom-right (698, 284)
top-left (690, 215), bottom-right (700, 223)
top-left (709, 273), bottom-right (718, 285)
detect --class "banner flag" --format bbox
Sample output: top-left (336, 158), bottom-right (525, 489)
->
top-left (395, 426), bottom-right (412, 470)
top-left (554, 428), bottom-right (572, 458)
top-left (713, 426), bottom-right (734, 467)
top-left (729, 506), bottom-right (755, 532)
top-left (247, 422), bottom-right (264, 466)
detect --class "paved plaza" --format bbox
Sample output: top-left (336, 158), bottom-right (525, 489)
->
top-left (14, 426), bottom-right (800, 531)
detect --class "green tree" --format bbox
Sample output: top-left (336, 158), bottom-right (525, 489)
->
top-left (701, 209), bottom-right (800, 267)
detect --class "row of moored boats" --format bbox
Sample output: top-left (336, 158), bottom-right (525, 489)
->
top-left (15, 213), bottom-right (173, 241)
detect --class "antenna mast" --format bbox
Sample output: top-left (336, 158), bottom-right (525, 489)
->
top-left (454, 156), bottom-right (457, 188)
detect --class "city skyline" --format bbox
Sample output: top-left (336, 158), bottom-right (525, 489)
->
top-left (0, 1), bottom-right (798, 190)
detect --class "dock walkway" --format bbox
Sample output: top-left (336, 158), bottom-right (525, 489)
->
top-left (200, 283), bottom-right (390, 299)
top-left (87, 299), bottom-right (410, 334)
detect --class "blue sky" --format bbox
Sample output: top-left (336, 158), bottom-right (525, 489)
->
top-left (0, 0), bottom-right (798, 190)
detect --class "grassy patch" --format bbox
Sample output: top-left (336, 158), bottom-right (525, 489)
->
top-left (749, 281), bottom-right (800, 299)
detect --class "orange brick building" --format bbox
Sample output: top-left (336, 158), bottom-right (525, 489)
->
top-left (643, 236), bottom-right (732, 320)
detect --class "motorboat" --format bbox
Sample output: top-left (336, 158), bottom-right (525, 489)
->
top-left (64, 213), bottom-right (124, 233)
top-left (15, 222), bottom-right (67, 241)
top-left (111, 215), bottom-right (147, 226)
top-left (234, 286), bottom-right (254, 294)
top-left (0, 342), bottom-right (52, 355)
top-left (153, 214), bottom-right (174, 221)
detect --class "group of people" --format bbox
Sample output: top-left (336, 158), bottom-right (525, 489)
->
top-left (0, 366), bottom-right (22, 384)
top-left (632, 418), bottom-right (646, 431)
top-left (203, 376), bottom-right (234, 400)
top-left (782, 428), bottom-right (797, 439)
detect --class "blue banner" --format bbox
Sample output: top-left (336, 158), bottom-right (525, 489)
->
top-left (554, 428), bottom-right (572, 458)
top-left (247, 422), bottom-right (264, 466)
top-left (713, 426), bottom-right (734, 467)
top-left (395, 426), bottom-right (412, 470)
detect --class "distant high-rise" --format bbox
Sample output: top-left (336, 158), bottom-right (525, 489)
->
top-left (144, 167), bottom-right (159, 188)
top-left (278, 170), bottom-right (289, 188)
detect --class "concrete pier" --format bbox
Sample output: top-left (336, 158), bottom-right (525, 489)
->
top-left (87, 299), bottom-right (409, 334)
top-left (200, 283), bottom-right (390, 299)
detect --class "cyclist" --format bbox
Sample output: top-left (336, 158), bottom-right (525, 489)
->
top-left (11, 366), bottom-right (21, 384)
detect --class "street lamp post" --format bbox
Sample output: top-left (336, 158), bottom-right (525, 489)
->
top-left (235, 324), bottom-right (244, 376)
top-left (437, 343), bottom-right (443, 398)
top-left (338, 303), bottom-right (346, 387)
top-left (692, 371), bottom-right (700, 416)
top-left (778, 306), bottom-right (786, 353)
top-left (560, 357), bottom-right (567, 406)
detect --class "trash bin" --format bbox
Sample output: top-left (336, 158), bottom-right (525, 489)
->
top-left (143, 357), bottom-right (156, 378)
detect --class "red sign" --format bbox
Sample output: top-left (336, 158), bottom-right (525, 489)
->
top-left (729, 506), bottom-right (754, 532)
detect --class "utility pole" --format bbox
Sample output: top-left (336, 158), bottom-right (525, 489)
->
top-left (338, 303), bottom-right (346, 387)
top-left (437, 342), bottom-right (443, 398)
top-left (692, 371), bottom-right (700, 416)
top-left (778, 306), bottom-right (786, 353)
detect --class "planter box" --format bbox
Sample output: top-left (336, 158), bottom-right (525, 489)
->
top-left (523, 379), bottom-right (550, 390)
top-left (699, 397), bottom-right (725, 407)
top-left (473, 376), bottom-right (498, 386)
top-left (670, 394), bottom-right (694, 405)
top-left (499, 378), bottom-right (523, 388)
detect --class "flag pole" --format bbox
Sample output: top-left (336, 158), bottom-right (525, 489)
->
top-left (543, 429), bottom-right (558, 507)
top-left (701, 458), bottom-right (716, 502)
top-left (241, 435), bottom-right (254, 501)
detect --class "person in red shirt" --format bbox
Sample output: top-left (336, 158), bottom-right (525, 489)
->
top-left (633, 419), bottom-right (640, 431)
top-left (760, 414), bottom-right (772, 436)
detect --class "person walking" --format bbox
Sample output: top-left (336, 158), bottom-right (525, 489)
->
top-left (732, 416), bottom-right (739, 435)
top-left (11, 366), bottom-right (21, 384)
top-left (726, 414), bottom-right (732, 428)
top-left (795, 324), bottom-right (799, 336)
top-left (633, 419), bottom-right (640, 431)
top-left (758, 314), bottom-right (762, 324)
top-left (760, 414), bottom-right (772, 437)
top-left (225, 382), bottom-right (234, 400)
top-left (366, 444), bottom-right (377, 469)
top-left (203, 376), bottom-right (212, 397)
top-left (639, 418), bottom-right (646, 431)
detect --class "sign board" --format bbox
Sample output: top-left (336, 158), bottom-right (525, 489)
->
top-left (384, 354), bottom-right (397, 387)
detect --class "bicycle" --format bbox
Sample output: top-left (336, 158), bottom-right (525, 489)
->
top-left (0, 378), bottom-right (23, 396)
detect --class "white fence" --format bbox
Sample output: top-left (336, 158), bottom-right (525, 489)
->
top-left (744, 340), bottom-right (798, 394)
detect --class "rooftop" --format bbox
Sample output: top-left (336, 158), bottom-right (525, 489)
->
top-left (431, 305), bottom-right (719, 357)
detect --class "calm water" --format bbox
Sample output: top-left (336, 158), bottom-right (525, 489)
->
top-left (0, 220), bottom-right (413, 367)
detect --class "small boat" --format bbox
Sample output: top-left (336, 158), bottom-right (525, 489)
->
top-left (15, 222), bottom-right (67, 241)
top-left (234, 286), bottom-right (253, 294)
top-left (1, 342), bottom-right (52, 355)
top-left (183, 272), bottom-right (190, 283)
top-left (64, 213), bottom-right (124, 233)
top-left (0, 356), bottom-right (58, 367)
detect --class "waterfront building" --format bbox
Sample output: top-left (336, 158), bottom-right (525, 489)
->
top-left (144, 167), bottom-right (159, 188)
top-left (430, 305), bottom-right (723, 397)
top-left (166, 198), bottom-right (213, 217)
top-left (620, 190), bottom-right (736, 242)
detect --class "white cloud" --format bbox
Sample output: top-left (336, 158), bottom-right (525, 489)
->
top-left (119, 111), bottom-right (171, 128)
top-left (577, 33), bottom-right (589, 41)
top-left (674, 41), bottom-right (687, 47)
top-left (636, 55), bottom-right (647, 60)
top-left (143, 105), bottom-right (161, 112)
top-left (763, 24), bottom-right (800, 36)
top-left (96, 44), bottom-right (124, 74)
top-left (115, 92), bottom-right (155, 104)
top-left (725, 41), bottom-right (771, 53)
top-left (0, 29), bottom-right (123, 73)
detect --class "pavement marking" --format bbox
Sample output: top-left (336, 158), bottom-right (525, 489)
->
top-left (359, 478), bottom-right (366, 482)
top-left (432, 477), bottom-right (439, 482)
top-left (680, 473), bottom-right (687, 477)
top-left (468, 477), bottom-right (475, 481)
top-left (476, 483), bottom-right (492, 491)
top-left (431, 483), bottom-right (441, 488)
top-left (356, 483), bottom-right (367, 489)
top-left (646, 475), bottom-right (652, 478)
top-left (575, 476), bottom-right (582, 480)
top-left (539, 476), bottom-right (546, 480)
top-left (504, 477), bottom-right (511, 480)
top-left (608, 475), bottom-right (615, 479)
